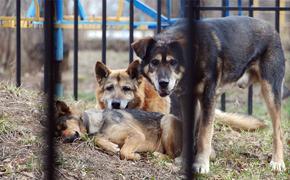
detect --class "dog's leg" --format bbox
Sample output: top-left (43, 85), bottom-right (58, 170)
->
top-left (160, 115), bottom-right (182, 158)
top-left (94, 134), bottom-right (120, 155)
top-left (260, 80), bottom-right (285, 171)
top-left (120, 133), bottom-right (145, 160)
top-left (192, 82), bottom-right (217, 174)
top-left (259, 39), bottom-right (285, 171)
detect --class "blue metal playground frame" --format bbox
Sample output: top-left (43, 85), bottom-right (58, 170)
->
top-left (24, 0), bottom-right (242, 97)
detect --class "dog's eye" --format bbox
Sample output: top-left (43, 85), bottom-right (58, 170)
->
top-left (105, 85), bottom-right (114, 91)
top-left (151, 59), bottom-right (160, 66)
top-left (122, 86), bottom-right (131, 92)
top-left (59, 123), bottom-right (67, 131)
top-left (170, 59), bottom-right (178, 66)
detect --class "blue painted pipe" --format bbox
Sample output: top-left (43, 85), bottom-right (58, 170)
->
top-left (55, 0), bottom-right (64, 61)
top-left (27, 1), bottom-right (36, 17)
top-left (55, 83), bottom-right (64, 97)
top-left (125, 0), bottom-right (168, 21)
top-left (238, 0), bottom-right (243, 16)
top-left (55, 0), bottom-right (64, 97)
top-left (78, 0), bottom-right (87, 20)
top-left (225, 0), bottom-right (230, 16)
top-left (56, 0), bottom-right (64, 21)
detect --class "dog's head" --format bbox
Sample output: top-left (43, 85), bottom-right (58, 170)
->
top-left (95, 60), bottom-right (143, 109)
top-left (55, 100), bottom-right (84, 143)
top-left (131, 37), bottom-right (185, 97)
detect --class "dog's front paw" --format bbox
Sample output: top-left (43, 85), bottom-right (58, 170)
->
top-left (120, 152), bottom-right (141, 161)
top-left (192, 160), bottom-right (209, 174)
top-left (110, 143), bottom-right (120, 153)
top-left (174, 156), bottom-right (182, 166)
top-left (270, 160), bottom-right (285, 172)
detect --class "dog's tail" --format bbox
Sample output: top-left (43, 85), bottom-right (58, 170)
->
top-left (214, 109), bottom-right (267, 131)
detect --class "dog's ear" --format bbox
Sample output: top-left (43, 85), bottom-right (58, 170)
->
top-left (55, 100), bottom-right (71, 116)
top-left (126, 60), bottom-right (142, 80)
top-left (95, 61), bottom-right (111, 83)
top-left (131, 37), bottom-right (155, 59)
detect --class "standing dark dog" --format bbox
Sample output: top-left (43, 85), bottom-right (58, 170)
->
top-left (132, 16), bottom-right (285, 173)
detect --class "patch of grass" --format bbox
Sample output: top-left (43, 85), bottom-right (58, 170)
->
top-left (55, 155), bottom-right (69, 168)
top-left (283, 98), bottom-right (290, 117)
top-left (208, 97), bottom-right (290, 179)
top-left (19, 134), bottom-right (40, 146)
top-left (0, 115), bottom-right (15, 135)
top-left (147, 152), bottom-right (173, 167)
top-left (2, 82), bottom-right (38, 98)
top-left (77, 92), bottom-right (96, 102)
top-left (25, 155), bottom-right (41, 172)
top-left (4, 83), bottom-right (22, 96)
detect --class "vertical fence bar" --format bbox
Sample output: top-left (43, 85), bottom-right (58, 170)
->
top-left (74, 0), bottom-right (79, 100)
top-left (166, 0), bottom-right (171, 23)
top-left (238, 0), bottom-right (242, 16)
top-left (102, 0), bottom-right (107, 64)
top-left (16, 0), bottom-right (21, 87)
top-left (220, 0), bottom-right (228, 111)
top-left (275, 0), bottom-right (280, 33)
top-left (179, 0), bottom-right (185, 17)
top-left (222, 0), bottom-right (230, 16)
top-left (248, 0), bottom-right (253, 115)
top-left (44, 0), bottom-right (56, 179)
top-left (157, 0), bottom-right (161, 33)
top-left (129, 0), bottom-right (134, 63)
top-left (182, 0), bottom-right (199, 178)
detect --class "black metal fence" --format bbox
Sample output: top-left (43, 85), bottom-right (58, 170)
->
top-left (12, 0), bottom-right (289, 179)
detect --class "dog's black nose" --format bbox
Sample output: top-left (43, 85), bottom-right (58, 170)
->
top-left (63, 131), bottom-right (80, 143)
top-left (159, 81), bottom-right (169, 89)
top-left (112, 102), bottom-right (121, 109)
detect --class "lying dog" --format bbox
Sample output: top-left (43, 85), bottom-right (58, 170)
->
top-left (132, 16), bottom-right (285, 172)
top-left (55, 100), bottom-right (182, 159)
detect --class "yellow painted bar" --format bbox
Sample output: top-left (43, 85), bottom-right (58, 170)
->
top-left (63, 15), bottom-right (129, 21)
top-left (116, 0), bottom-right (125, 21)
top-left (34, 0), bottom-right (40, 19)
top-left (253, 0), bottom-right (259, 16)
top-left (0, 16), bottom-right (149, 30)
top-left (280, 0), bottom-right (286, 27)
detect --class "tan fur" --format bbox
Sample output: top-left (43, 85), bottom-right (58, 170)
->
top-left (95, 113), bottom-right (165, 160)
top-left (153, 54), bottom-right (162, 61)
top-left (260, 80), bottom-right (284, 171)
top-left (160, 115), bottom-right (182, 157)
top-left (214, 109), bottom-right (267, 131)
top-left (95, 61), bottom-right (170, 114)
top-left (94, 134), bottom-right (120, 155)
top-left (211, 31), bottom-right (221, 51)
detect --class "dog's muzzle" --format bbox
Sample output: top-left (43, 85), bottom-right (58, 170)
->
top-left (107, 99), bottom-right (129, 109)
top-left (63, 131), bottom-right (80, 143)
